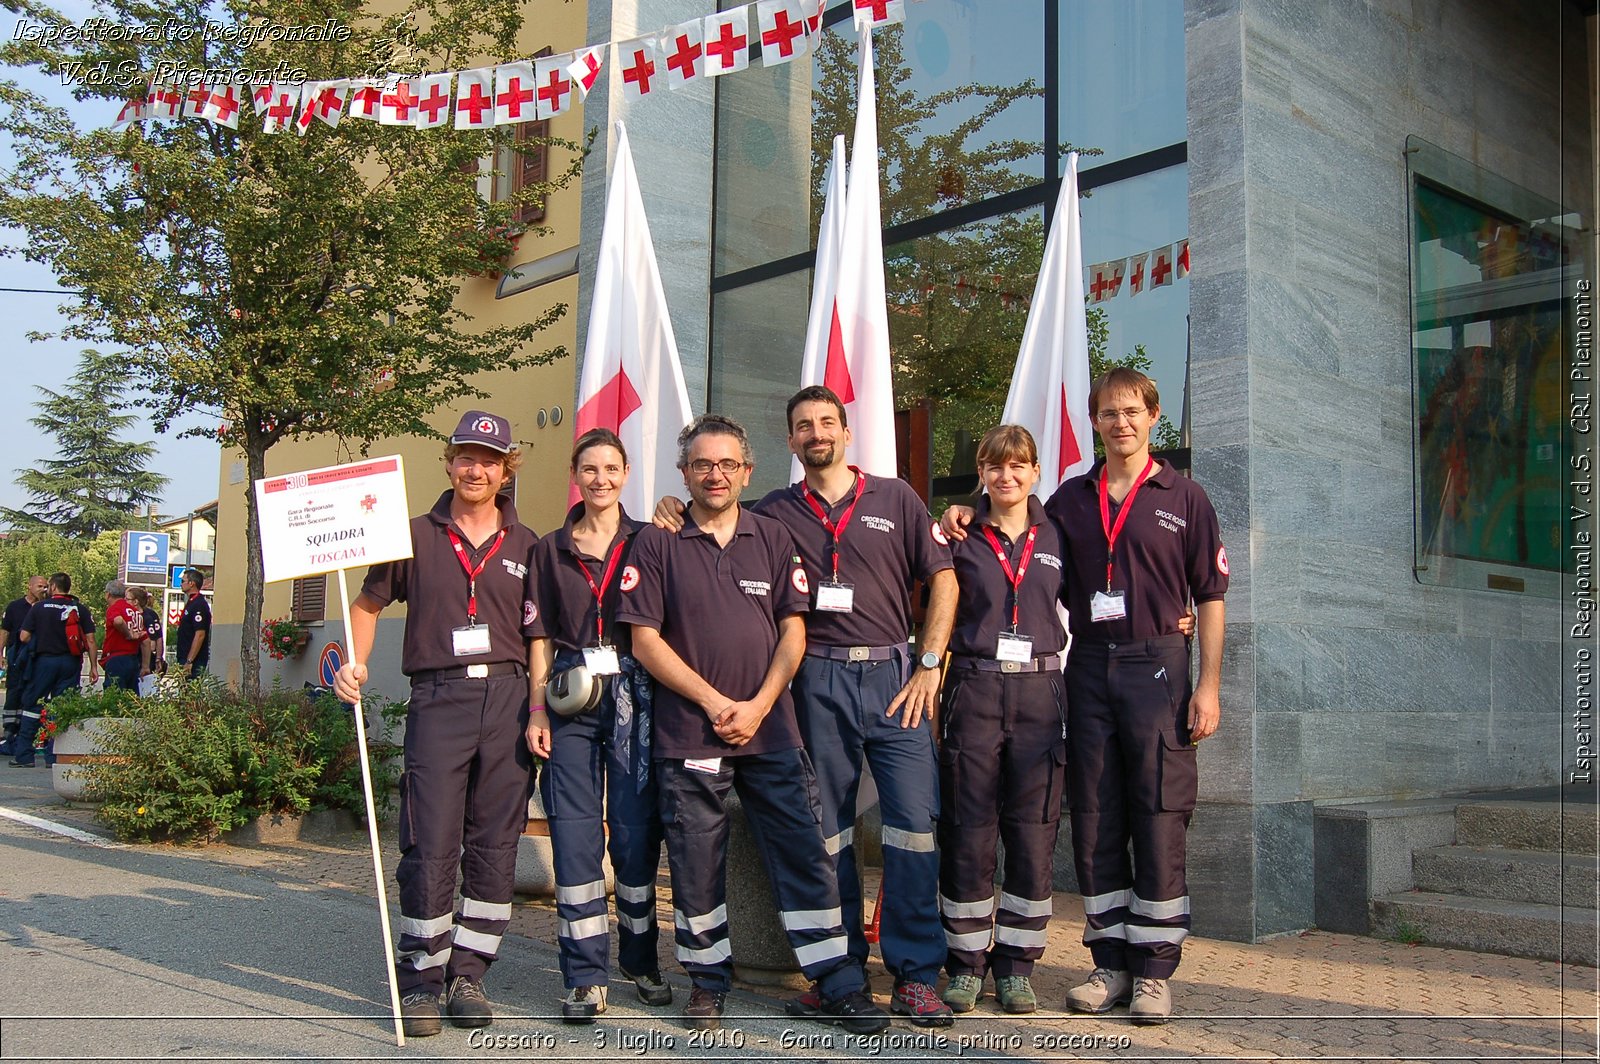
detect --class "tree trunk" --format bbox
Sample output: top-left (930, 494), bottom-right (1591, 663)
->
top-left (239, 433), bottom-right (267, 698)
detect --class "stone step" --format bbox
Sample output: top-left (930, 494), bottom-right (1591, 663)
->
top-left (1371, 891), bottom-right (1598, 967)
top-left (1455, 801), bottom-right (1599, 855)
top-left (1413, 845), bottom-right (1599, 908)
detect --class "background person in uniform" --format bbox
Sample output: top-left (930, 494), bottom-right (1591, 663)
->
top-left (0, 574), bottom-right (47, 755)
top-left (617, 414), bottom-right (888, 1035)
top-left (334, 410), bottom-right (539, 1038)
top-left (12, 572), bottom-right (98, 767)
top-left (100, 580), bottom-right (150, 693)
top-left (942, 368), bottom-right (1227, 1024)
top-left (129, 586), bottom-right (164, 678)
top-left (525, 428), bottom-right (669, 1023)
top-left (174, 569), bottom-right (211, 677)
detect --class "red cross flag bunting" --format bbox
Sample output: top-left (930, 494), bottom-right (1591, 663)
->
top-left (1149, 244), bottom-right (1174, 290)
top-left (112, 94), bottom-right (148, 128)
top-left (535, 54), bottom-right (575, 119)
top-left (702, 8), bottom-right (751, 77)
top-left (262, 84), bottom-right (302, 134)
top-left (1176, 238), bottom-right (1190, 279)
top-left (758, 0), bottom-right (808, 67)
top-left (617, 37), bottom-right (659, 99)
top-left (298, 81), bottom-right (348, 133)
top-left (804, 0), bottom-right (827, 41)
top-left (181, 82), bottom-right (212, 120)
top-left (454, 67), bottom-right (495, 129)
top-left (346, 81), bottom-right (383, 121)
top-left (853, 0), bottom-right (906, 30)
top-left (1125, 251), bottom-right (1148, 296)
top-left (379, 78), bottom-right (419, 126)
top-left (660, 18), bottom-right (704, 89)
top-left (494, 60), bottom-right (538, 125)
top-left (567, 45), bottom-right (605, 101)
top-left (1088, 260), bottom-right (1126, 304)
top-left (251, 83), bottom-right (275, 116)
top-left (414, 73), bottom-right (454, 129)
top-left (149, 83), bottom-right (183, 121)
top-left (202, 83), bottom-right (242, 129)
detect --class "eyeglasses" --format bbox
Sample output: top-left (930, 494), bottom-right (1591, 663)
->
top-left (1094, 407), bottom-right (1149, 425)
top-left (688, 458), bottom-right (746, 476)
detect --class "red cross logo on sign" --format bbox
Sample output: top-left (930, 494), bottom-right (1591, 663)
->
top-left (360, 494), bottom-right (378, 513)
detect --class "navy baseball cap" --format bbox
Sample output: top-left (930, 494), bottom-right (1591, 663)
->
top-left (449, 410), bottom-right (513, 453)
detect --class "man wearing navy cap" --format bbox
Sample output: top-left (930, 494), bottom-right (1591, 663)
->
top-left (335, 410), bottom-right (541, 1038)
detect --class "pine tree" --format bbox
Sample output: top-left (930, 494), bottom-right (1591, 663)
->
top-left (2, 351), bottom-right (168, 539)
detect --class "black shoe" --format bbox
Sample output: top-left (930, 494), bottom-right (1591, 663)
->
top-left (819, 988), bottom-right (890, 1035)
top-left (784, 981), bottom-right (822, 1018)
top-left (683, 987), bottom-right (725, 1031)
top-left (445, 976), bottom-right (493, 1028)
top-left (8, 758), bottom-right (35, 768)
top-left (620, 966), bottom-right (673, 1006)
top-left (400, 991), bottom-right (442, 1038)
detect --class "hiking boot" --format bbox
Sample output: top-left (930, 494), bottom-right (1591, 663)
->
top-left (996, 974), bottom-right (1037, 1014)
top-left (784, 981), bottom-right (822, 1018)
top-left (942, 973), bottom-right (983, 1014)
top-left (445, 976), bottom-right (493, 1028)
top-left (8, 756), bottom-right (35, 768)
top-left (620, 966), bottom-right (672, 1007)
top-left (818, 989), bottom-right (890, 1035)
top-left (684, 987), bottom-right (725, 1031)
top-left (890, 981), bottom-right (953, 1028)
top-left (1129, 977), bottom-right (1171, 1025)
top-left (400, 991), bottom-right (442, 1038)
top-left (561, 984), bottom-right (607, 1024)
top-left (1064, 967), bottom-right (1132, 1013)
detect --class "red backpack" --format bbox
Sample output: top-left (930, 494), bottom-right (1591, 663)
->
top-left (64, 603), bottom-right (85, 657)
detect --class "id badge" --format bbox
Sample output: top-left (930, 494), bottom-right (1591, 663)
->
top-left (452, 624), bottom-right (492, 656)
top-left (684, 757), bottom-right (722, 774)
top-left (583, 645), bottom-right (621, 676)
top-left (816, 581), bottom-right (856, 613)
top-left (1090, 590), bottom-right (1127, 623)
top-left (995, 632), bottom-right (1033, 663)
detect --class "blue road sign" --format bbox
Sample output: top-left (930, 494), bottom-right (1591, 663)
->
top-left (123, 531), bottom-right (170, 585)
top-left (319, 642), bottom-right (345, 689)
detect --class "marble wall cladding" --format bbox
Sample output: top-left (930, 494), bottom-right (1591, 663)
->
top-left (1254, 800), bottom-right (1314, 935)
top-left (1253, 712), bottom-right (1305, 805)
top-left (1201, 621), bottom-right (1256, 804)
top-left (1187, 802), bottom-right (1257, 941)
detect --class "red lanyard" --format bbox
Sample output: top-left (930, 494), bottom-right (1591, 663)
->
top-left (981, 524), bottom-right (1038, 631)
top-left (1098, 458), bottom-right (1155, 590)
top-left (446, 527), bottom-right (507, 623)
top-left (572, 538), bottom-right (627, 645)
top-left (800, 469), bottom-right (865, 580)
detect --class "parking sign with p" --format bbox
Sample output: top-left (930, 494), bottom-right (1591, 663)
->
top-left (122, 531), bottom-right (171, 587)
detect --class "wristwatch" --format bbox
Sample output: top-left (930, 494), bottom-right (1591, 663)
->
top-left (918, 650), bottom-right (941, 670)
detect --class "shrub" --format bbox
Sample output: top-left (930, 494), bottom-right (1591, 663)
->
top-left (32, 685), bottom-right (139, 749)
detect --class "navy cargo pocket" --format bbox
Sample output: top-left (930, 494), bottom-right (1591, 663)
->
top-left (1043, 742), bottom-right (1068, 823)
top-left (937, 743), bottom-right (963, 826)
top-left (1158, 730), bottom-right (1198, 813)
top-left (397, 770), bottom-right (415, 851)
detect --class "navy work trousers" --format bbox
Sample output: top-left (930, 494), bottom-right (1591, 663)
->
top-left (13, 654), bottom-right (83, 764)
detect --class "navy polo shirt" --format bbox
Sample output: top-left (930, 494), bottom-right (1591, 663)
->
top-left (1046, 459), bottom-right (1229, 643)
top-left (176, 594), bottom-right (212, 666)
top-left (361, 490), bottom-right (540, 675)
top-left (527, 503), bottom-right (644, 654)
top-left (615, 506), bottom-right (809, 760)
top-left (2, 597), bottom-right (31, 639)
top-left (753, 473), bottom-right (952, 648)
top-left (22, 595), bottom-right (96, 657)
top-left (948, 496), bottom-right (1068, 659)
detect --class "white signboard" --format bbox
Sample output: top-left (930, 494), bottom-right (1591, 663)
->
top-left (255, 456), bottom-right (413, 583)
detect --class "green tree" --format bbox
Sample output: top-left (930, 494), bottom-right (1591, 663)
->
top-left (2, 350), bottom-right (169, 538)
top-left (0, 530), bottom-right (121, 613)
top-left (1, 0), bottom-right (586, 693)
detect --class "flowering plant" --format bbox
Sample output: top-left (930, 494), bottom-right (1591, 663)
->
top-left (260, 617), bottom-right (308, 660)
top-left (33, 704), bottom-right (56, 749)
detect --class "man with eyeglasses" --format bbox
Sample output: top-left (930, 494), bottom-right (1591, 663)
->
top-left (941, 367), bottom-right (1228, 1024)
top-left (617, 413), bottom-right (889, 1035)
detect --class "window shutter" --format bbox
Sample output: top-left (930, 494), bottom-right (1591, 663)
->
top-left (291, 575), bottom-right (327, 623)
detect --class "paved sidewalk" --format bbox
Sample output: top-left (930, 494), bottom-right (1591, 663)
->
top-left (3, 768), bottom-right (1595, 1061)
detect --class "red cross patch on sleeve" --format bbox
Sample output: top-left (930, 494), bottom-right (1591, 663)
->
top-left (791, 567), bottom-right (809, 595)
top-left (1216, 545), bottom-right (1229, 576)
top-left (620, 565), bottom-right (641, 592)
top-left (931, 520), bottom-right (949, 547)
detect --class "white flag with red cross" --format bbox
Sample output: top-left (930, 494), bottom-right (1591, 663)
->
top-left (572, 120), bottom-right (695, 517)
top-left (852, 0), bottom-right (906, 30)
top-left (298, 81), bottom-right (348, 133)
top-left (249, 83), bottom-right (274, 116)
top-left (1125, 251), bottom-right (1148, 296)
top-left (703, 8), bottom-right (752, 77)
top-left (378, 78), bottom-right (419, 126)
top-left (660, 20), bottom-right (705, 90)
top-left (1087, 259), bottom-right (1125, 303)
top-left (616, 38), bottom-right (659, 99)
top-left (454, 67), bottom-right (496, 129)
top-left (830, 33), bottom-right (898, 477)
top-left (804, 0), bottom-right (826, 41)
top-left (1149, 244), bottom-right (1175, 289)
top-left (568, 45), bottom-right (605, 101)
top-left (535, 54), bottom-right (576, 119)
top-left (112, 94), bottom-right (148, 128)
top-left (1176, 238), bottom-right (1190, 279)
top-left (758, 0), bottom-right (809, 66)
top-left (148, 83), bottom-right (184, 121)
top-left (793, 133), bottom-right (847, 483)
top-left (261, 84), bottom-right (302, 134)
top-left (413, 73), bottom-right (454, 129)
top-left (494, 61), bottom-right (538, 125)
top-left (346, 81), bottom-right (384, 122)
top-left (180, 82), bottom-right (212, 121)
top-left (1001, 153), bottom-right (1095, 494)
top-left (201, 84), bottom-right (242, 129)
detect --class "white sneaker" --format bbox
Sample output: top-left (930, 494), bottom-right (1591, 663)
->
top-left (561, 984), bottom-right (607, 1024)
top-left (1129, 977), bottom-right (1171, 1025)
top-left (1064, 967), bottom-right (1133, 1013)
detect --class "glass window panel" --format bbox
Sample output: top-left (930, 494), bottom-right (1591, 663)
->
top-left (1058, 0), bottom-right (1187, 164)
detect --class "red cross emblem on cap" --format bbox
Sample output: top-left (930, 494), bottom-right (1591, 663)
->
top-left (475, 417), bottom-right (497, 434)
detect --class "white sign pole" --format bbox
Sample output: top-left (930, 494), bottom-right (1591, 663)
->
top-left (338, 569), bottom-right (407, 1048)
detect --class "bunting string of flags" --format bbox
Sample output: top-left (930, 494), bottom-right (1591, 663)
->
top-left (110, 0), bottom-right (909, 133)
top-left (1086, 239), bottom-right (1189, 302)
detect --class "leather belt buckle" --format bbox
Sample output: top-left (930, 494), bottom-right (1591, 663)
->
top-left (1000, 660), bottom-right (1022, 674)
top-left (466, 663), bottom-right (489, 679)
top-left (847, 646), bottom-right (870, 662)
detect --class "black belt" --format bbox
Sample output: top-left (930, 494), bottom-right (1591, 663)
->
top-left (411, 662), bottom-right (527, 683)
top-left (805, 644), bottom-right (900, 663)
top-left (950, 653), bottom-right (1064, 674)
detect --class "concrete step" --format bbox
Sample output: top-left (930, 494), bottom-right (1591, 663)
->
top-left (1372, 891), bottom-right (1598, 967)
top-left (1413, 845), bottom-right (1599, 908)
top-left (1456, 801), bottom-right (1599, 855)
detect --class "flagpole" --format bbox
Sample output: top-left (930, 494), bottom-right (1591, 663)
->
top-left (338, 569), bottom-right (406, 1047)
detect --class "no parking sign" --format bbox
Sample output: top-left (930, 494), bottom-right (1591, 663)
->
top-left (318, 642), bottom-right (345, 688)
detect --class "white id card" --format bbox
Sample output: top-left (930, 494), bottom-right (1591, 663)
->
top-left (816, 581), bottom-right (856, 613)
top-left (996, 632), bottom-right (1034, 663)
top-left (452, 624), bottom-right (492, 656)
top-left (583, 645), bottom-right (621, 676)
top-left (684, 757), bottom-right (722, 774)
top-left (1090, 590), bottom-right (1128, 622)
